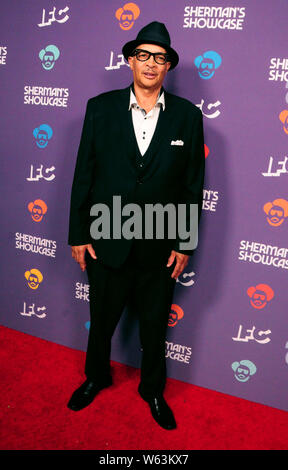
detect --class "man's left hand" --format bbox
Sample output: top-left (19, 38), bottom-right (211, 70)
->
top-left (167, 250), bottom-right (189, 279)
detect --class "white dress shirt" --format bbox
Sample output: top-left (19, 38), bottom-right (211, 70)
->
top-left (129, 88), bottom-right (165, 156)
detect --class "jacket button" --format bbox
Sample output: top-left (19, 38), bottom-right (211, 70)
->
top-left (137, 178), bottom-right (143, 184)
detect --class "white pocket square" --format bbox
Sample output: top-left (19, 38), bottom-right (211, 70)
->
top-left (171, 140), bottom-right (184, 146)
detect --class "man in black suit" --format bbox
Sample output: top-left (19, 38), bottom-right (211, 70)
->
top-left (67, 22), bottom-right (205, 430)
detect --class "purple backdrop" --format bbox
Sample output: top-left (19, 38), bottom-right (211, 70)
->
top-left (1, 0), bottom-right (287, 411)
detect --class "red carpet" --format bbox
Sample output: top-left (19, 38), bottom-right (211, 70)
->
top-left (0, 325), bottom-right (287, 450)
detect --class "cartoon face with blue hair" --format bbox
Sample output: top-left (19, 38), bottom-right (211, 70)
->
top-left (33, 124), bottom-right (53, 148)
top-left (39, 45), bottom-right (60, 70)
top-left (194, 51), bottom-right (222, 80)
top-left (231, 360), bottom-right (257, 383)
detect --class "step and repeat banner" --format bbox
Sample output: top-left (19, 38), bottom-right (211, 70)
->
top-left (1, 1), bottom-right (287, 411)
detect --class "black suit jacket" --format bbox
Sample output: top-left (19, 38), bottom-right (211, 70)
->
top-left (68, 85), bottom-right (205, 268)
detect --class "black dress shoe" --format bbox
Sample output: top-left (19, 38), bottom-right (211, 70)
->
top-left (141, 394), bottom-right (177, 430)
top-left (67, 378), bottom-right (112, 411)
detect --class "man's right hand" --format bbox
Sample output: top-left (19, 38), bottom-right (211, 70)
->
top-left (71, 244), bottom-right (97, 272)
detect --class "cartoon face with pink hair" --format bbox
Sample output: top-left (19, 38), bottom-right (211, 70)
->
top-left (115, 3), bottom-right (140, 30)
top-left (247, 284), bottom-right (274, 309)
top-left (263, 198), bottom-right (288, 227)
top-left (168, 304), bottom-right (184, 327)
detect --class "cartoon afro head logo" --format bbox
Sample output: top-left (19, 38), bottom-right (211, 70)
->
top-left (279, 110), bottom-right (288, 134)
top-left (39, 45), bottom-right (60, 70)
top-left (24, 268), bottom-right (43, 290)
top-left (33, 124), bottom-right (53, 149)
top-left (168, 304), bottom-right (184, 327)
top-left (115, 3), bottom-right (140, 30)
top-left (231, 360), bottom-right (257, 383)
top-left (194, 51), bottom-right (222, 79)
top-left (28, 199), bottom-right (48, 222)
top-left (247, 284), bottom-right (274, 309)
top-left (263, 198), bottom-right (288, 227)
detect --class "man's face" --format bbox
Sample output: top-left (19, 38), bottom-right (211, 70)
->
top-left (36, 131), bottom-right (48, 148)
top-left (235, 365), bottom-right (250, 382)
top-left (28, 274), bottom-right (39, 289)
top-left (168, 312), bottom-right (178, 327)
top-left (31, 205), bottom-right (43, 222)
top-left (251, 290), bottom-right (267, 309)
top-left (268, 205), bottom-right (284, 226)
top-left (120, 10), bottom-right (134, 30)
top-left (199, 58), bottom-right (215, 79)
top-left (42, 53), bottom-right (55, 70)
top-left (128, 43), bottom-right (171, 91)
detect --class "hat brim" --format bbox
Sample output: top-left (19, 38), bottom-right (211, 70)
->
top-left (122, 39), bottom-right (179, 70)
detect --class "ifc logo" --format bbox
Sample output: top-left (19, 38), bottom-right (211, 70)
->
top-left (194, 51), bottom-right (222, 79)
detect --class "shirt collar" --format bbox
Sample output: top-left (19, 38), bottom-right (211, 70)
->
top-left (128, 87), bottom-right (165, 111)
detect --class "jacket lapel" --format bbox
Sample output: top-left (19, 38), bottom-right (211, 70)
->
top-left (139, 90), bottom-right (174, 168)
top-left (116, 86), bottom-right (139, 174)
top-left (116, 86), bottom-right (174, 173)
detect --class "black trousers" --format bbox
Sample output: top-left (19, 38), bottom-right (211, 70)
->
top-left (85, 241), bottom-right (176, 399)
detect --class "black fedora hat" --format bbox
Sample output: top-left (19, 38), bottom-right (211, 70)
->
top-left (122, 21), bottom-right (179, 70)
